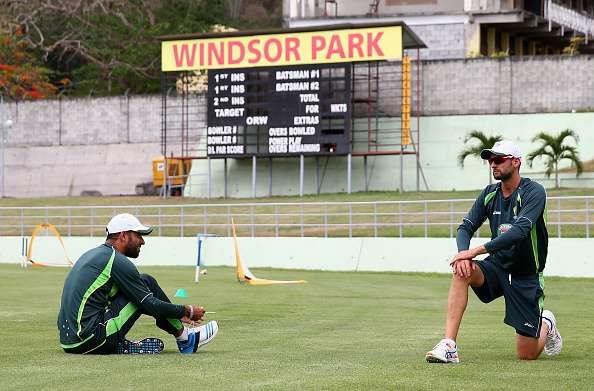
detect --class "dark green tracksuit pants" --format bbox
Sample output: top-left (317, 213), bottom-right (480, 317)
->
top-left (63, 274), bottom-right (182, 354)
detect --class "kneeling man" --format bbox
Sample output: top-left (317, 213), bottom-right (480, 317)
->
top-left (426, 141), bottom-right (562, 363)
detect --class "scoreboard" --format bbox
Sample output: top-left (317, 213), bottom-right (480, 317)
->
top-left (206, 64), bottom-right (351, 158)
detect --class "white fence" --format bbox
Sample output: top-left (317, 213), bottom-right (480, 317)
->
top-left (0, 196), bottom-right (591, 238)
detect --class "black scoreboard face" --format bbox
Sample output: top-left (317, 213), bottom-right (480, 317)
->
top-left (207, 64), bottom-right (351, 158)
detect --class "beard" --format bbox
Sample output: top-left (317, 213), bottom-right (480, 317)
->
top-left (493, 170), bottom-right (512, 181)
top-left (124, 242), bottom-right (141, 258)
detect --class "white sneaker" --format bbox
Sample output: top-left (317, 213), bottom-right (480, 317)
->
top-left (542, 310), bottom-right (562, 356)
top-left (177, 320), bottom-right (219, 354)
top-left (425, 338), bottom-right (459, 363)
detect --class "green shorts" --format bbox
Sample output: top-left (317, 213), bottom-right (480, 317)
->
top-left (472, 257), bottom-right (544, 338)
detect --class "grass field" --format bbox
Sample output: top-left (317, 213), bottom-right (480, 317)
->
top-left (1, 264), bottom-right (593, 390)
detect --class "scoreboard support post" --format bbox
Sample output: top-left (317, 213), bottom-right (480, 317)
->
top-left (268, 158), bottom-right (273, 197)
top-left (252, 156), bottom-right (257, 198)
top-left (347, 153), bottom-right (352, 194)
top-left (207, 157), bottom-right (212, 198)
top-left (299, 155), bottom-right (304, 197)
top-left (315, 156), bottom-right (320, 195)
top-left (364, 156), bottom-right (369, 192)
top-left (400, 145), bottom-right (404, 192)
top-left (224, 158), bottom-right (228, 197)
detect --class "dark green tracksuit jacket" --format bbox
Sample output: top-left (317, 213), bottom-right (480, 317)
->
top-left (456, 177), bottom-right (548, 275)
top-left (57, 243), bottom-right (184, 349)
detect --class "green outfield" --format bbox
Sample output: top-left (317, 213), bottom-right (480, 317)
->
top-left (1, 264), bottom-right (593, 390)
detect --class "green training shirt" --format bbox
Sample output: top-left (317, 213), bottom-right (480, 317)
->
top-left (456, 177), bottom-right (548, 275)
top-left (57, 243), bottom-right (184, 346)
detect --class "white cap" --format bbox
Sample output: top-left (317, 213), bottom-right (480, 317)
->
top-left (480, 140), bottom-right (522, 160)
top-left (106, 213), bottom-right (153, 235)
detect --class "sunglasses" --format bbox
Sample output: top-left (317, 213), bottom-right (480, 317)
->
top-left (488, 155), bottom-right (513, 165)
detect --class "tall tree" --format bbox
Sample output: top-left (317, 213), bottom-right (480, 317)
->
top-left (6, 0), bottom-right (229, 95)
top-left (458, 131), bottom-right (503, 184)
top-left (0, 28), bottom-right (60, 100)
top-left (526, 129), bottom-right (583, 189)
top-left (228, 0), bottom-right (244, 19)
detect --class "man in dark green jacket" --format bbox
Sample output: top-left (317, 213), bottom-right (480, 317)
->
top-left (57, 213), bottom-right (218, 354)
top-left (425, 140), bottom-right (562, 363)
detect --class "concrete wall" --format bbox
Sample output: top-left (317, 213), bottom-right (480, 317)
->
top-left (7, 108), bottom-right (590, 198)
top-left (408, 23), bottom-right (467, 60)
top-left (5, 95), bottom-right (161, 147)
top-left (421, 56), bottom-right (594, 115)
top-left (4, 142), bottom-right (161, 197)
top-left (185, 112), bottom-right (594, 196)
top-left (2, 96), bottom-right (163, 197)
top-left (353, 56), bottom-right (594, 114)
top-left (5, 57), bottom-right (593, 149)
top-left (4, 110), bottom-right (593, 198)
top-left (3, 57), bottom-right (594, 197)
top-left (419, 112), bottom-right (594, 191)
top-left (1, 236), bottom-right (593, 278)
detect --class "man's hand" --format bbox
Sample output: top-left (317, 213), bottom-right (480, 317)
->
top-left (449, 245), bottom-right (487, 278)
top-left (450, 245), bottom-right (487, 266)
top-left (450, 258), bottom-right (476, 278)
top-left (450, 249), bottom-right (476, 265)
top-left (183, 305), bottom-right (205, 323)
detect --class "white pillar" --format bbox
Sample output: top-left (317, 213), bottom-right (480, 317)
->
top-left (299, 155), bottom-right (304, 197)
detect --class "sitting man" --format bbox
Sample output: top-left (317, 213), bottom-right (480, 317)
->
top-left (57, 213), bottom-right (218, 354)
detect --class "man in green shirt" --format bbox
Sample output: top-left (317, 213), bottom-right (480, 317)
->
top-left (425, 140), bottom-right (562, 363)
top-left (57, 213), bottom-right (218, 354)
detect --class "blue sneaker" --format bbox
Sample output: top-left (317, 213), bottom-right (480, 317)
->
top-left (115, 337), bottom-right (164, 354)
top-left (177, 321), bottom-right (219, 354)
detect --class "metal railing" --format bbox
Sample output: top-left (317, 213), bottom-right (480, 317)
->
top-left (0, 196), bottom-right (592, 238)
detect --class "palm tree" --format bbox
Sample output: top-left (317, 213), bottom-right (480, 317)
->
top-left (458, 131), bottom-right (503, 184)
top-left (526, 129), bottom-right (583, 189)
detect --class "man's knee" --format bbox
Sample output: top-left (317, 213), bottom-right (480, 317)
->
top-left (451, 273), bottom-right (472, 286)
top-left (452, 271), bottom-right (474, 281)
top-left (516, 335), bottom-right (541, 360)
top-left (139, 273), bottom-right (158, 287)
top-left (138, 273), bottom-right (170, 302)
top-left (451, 265), bottom-right (484, 286)
top-left (517, 351), bottom-right (540, 360)
top-left (451, 272), bottom-right (482, 287)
